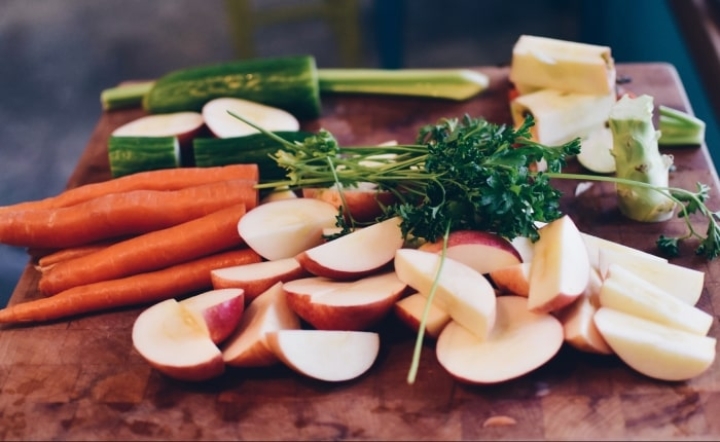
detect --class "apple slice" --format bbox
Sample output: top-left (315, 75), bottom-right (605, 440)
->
top-left (594, 307), bottom-right (716, 381)
top-left (418, 230), bottom-right (523, 274)
top-left (393, 292), bottom-right (451, 338)
top-left (599, 264), bottom-right (713, 336)
top-left (202, 97), bottom-right (299, 138)
top-left (111, 111), bottom-right (205, 145)
top-left (510, 236), bottom-right (535, 262)
top-left (581, 231), bottom-right (666, 270)
top-left (598, 248), bottom-right (704, 305)
top-left (283, 271), bottom-right (407, 331)
top-left (132, 298), bottom-right (226, 382)
top-left (238, 198), bottom-right (339, 260)
top-left (394, 248), bottom-right (496, 340)
top-left (266, 330), bottom-right (380, 382)
top-left (296, 216), bottom-right (405, 280)
top-left (555, 268), bottom-right (612, 354)
top-left (436, 295), bottom-right (563, 384)
top-left (489, 262), bottom-right (531, 297)
top-left (260, 187), bottom-right (298, 204)
top-left (528, 215), bottom-right (590, 313)
top-left (302, 183), bottom-right (397, 223)
top-left (211, 258), bottom-right (308, 303)
top-left (179, 288), bottom-right (245, 345)
top-left (221, 282), bottom-right (301, 367)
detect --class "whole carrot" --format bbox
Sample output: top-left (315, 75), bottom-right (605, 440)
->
top-left (39, 204), bottom-right (247, 295)
top-left (0, 179), bottom-right (258, 248)
top-left (0, 164), bottom-right (259, 214)
top-left (36, 240), bottom-right (117, 272)
top-left (0, 248), bottom-right (262, 324)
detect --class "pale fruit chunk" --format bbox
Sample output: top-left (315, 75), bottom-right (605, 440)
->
top-left (599, 264), bottom-right (713, 336)
top-left (594, 307), bottom-right (716, 381)
top-left (132, 298), bottom-right (225, 382)
top-left (556, 269), bottom-right (612, 355)
top-left (528, 215), bottom-right (590, 313)
top-left (302, 183), bottom-right (397, 223)
top-left (202, 97), bottom-right (299, 138)
top-left (436, 296), bottom-right (564, 384)
top-left (296, 216), bottom-right (405, 280)
top-left (394, 248), bottom-right (496, 340)
top-left (266, 330), bottom-right (380, 382)
top-left (394, 292), bottom-right (451, 339)
top-left (111, 111), bottom-right (205, 145)
top-left (211, 258), bottom-right (308, 303)
top-left (489, 262), bottom-right (531, 297)
top-left (510, 236), bottom-right (535, 262)
top-left (581, 231), bottom-right (666, 271)
top-left (577, 125), bottom-right (616, 174)
top-left (283, 272), bottom-right (406, 331)
top-left (418, 230), bottom-right (522, 274)
top-left (179, 288), bottom-right (245, 345)
top-left (260, 187), bottom-right (298, 204)
top-left (598, 248), bottom-right (704, 305)
top-left (221, 282), bottom-right (301, 367)
top-left (238, 198), bottom-right (339, 261)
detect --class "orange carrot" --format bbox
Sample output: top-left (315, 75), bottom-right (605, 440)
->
top-left (0, 179), bottom-right (258, 248)
top-left (36, 241), bottom-right (116, 272)
top-left (0, 164), bottom-right (259, 214)
top-left (0, 248), bottom-right (262, 324)
top-left (39, 204), bottom-right (248, 295)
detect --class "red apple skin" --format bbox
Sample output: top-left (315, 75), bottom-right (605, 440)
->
top-left (211, 264), bottom-right (310, 303)
top-left (146, 356), bottom-right (226, 382)
top-left (295, 252), bottom-right (393, 280)
top-left (302, 187), bottom-right (396, 223)
top-left (489, 262), bottom-right (531, 297)
top-left (393, 303), bottom-right (449, 339)
top-left (418, 230), bottom-right (522, 273)
top-left (194, 297), bottom-right (245, 345)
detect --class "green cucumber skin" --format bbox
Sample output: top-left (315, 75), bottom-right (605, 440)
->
top-left (143, 55), bottom-right (321, 119)
top-left (193, 131), bottom-right (312, 181)
top-left (108, 136), bottom-right (180, 178)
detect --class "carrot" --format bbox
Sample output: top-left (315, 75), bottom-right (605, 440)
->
top-left (39, 204), bottom-right (248, 295)
top-left (0, 248), bottom-right (262, 324)
top-left (36, 240), bottom-right (117, 272)
top-left (0, 179), bottom-right (258, 248)
top-left (0, 164), bottom-right (259, 214)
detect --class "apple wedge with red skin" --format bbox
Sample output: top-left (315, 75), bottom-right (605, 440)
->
top-left (394, 292), bottom-right (451, 339)
top-left (238, 198), bottom-right (339, 261)
top-left (267, 329), bottom-right (380, 382)
top-left (211, 257), bottom-right (309, 303)
top-left (132, 288), bottom-right (245, 382)
top-left (302, 183), bottom-right (397, 223)
top-left (283, 271), bottom-right (407, 331)
top-left (394, 248), bottom-right (497, 340)
top-left (221, 282), bottom-right (301, 368)
top-left (418, 230), bottom-right (522, 274)
top-left (527, 215), bottom-right (591, 314)
top-left (436, 295), bottom-right (564, 384)
top-left (296, 216), bottom-right (405, 280)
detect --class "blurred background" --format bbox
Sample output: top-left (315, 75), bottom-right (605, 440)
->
top-left (0, 0), bottom-right (716, 306)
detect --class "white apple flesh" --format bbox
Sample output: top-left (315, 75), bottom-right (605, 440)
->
top-left (202, 97), bottom-right (299, 138)
top-left (132, 298), bottom-right (226, 382)
top-left (489, 262), bottom-right (531, 297)
top-left (221, 282), bottom-right (301, 368)
top-left (528, 215), bottom-right (590, 313)
top-left (594, 307), bottom-right (716, 381)
top-left (393, 292), bottom-right (451, 338)
top-left (111, 111), bottom-right (205, 146)
top-left (599, 264), bottom-right (713, 336)
top-left (238, 198), bottom-right (339, 261)
top-left (266, 329), bottom-right (380, 382)
top-left (296, 216), bottom-right (405, 280)
top-left (283, 272), bottom-right (407, 331)
top-left (211, 258), bottom-right (308, 303)
top-left (178, 288), bottom-right (245, 345)
top-left (418, 230), bottom-right (523, 274)
top-left (435, 295), bottom-right (564, 384)
top-left (581, 231), bottom-right (666, 270)
top-left (394, 248), bottom-right (497, 340)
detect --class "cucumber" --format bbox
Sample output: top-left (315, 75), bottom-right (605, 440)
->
top-left (108, 136), bottom-right (180, 178)
top-left (143, 55), bottom-right (321, 119)
top-left (193, 131), bottom-right (313, 181)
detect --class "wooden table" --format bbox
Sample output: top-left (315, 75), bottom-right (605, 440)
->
top-left (2, 63), bottom-right (720, 441)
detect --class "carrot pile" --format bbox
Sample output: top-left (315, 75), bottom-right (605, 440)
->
top-left (0, 164), bottom-right (262, 324)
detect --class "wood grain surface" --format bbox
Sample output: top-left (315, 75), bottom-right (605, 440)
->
top-left (2, 63), bottom-right (720, 441)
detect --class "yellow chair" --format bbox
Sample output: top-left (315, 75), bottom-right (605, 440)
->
top-left (224, 0), bottom-right (364, 67)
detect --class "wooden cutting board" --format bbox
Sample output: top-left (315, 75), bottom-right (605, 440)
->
top-left (2, 63), bottom-right (720, 441)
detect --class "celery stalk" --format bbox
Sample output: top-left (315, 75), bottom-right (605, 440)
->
top-left (317, 68), bottom-right (489, 101)
top-left (658, 105), bottom-right (706, 146)
top-left (609, 94), bottom-right (676, 222)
